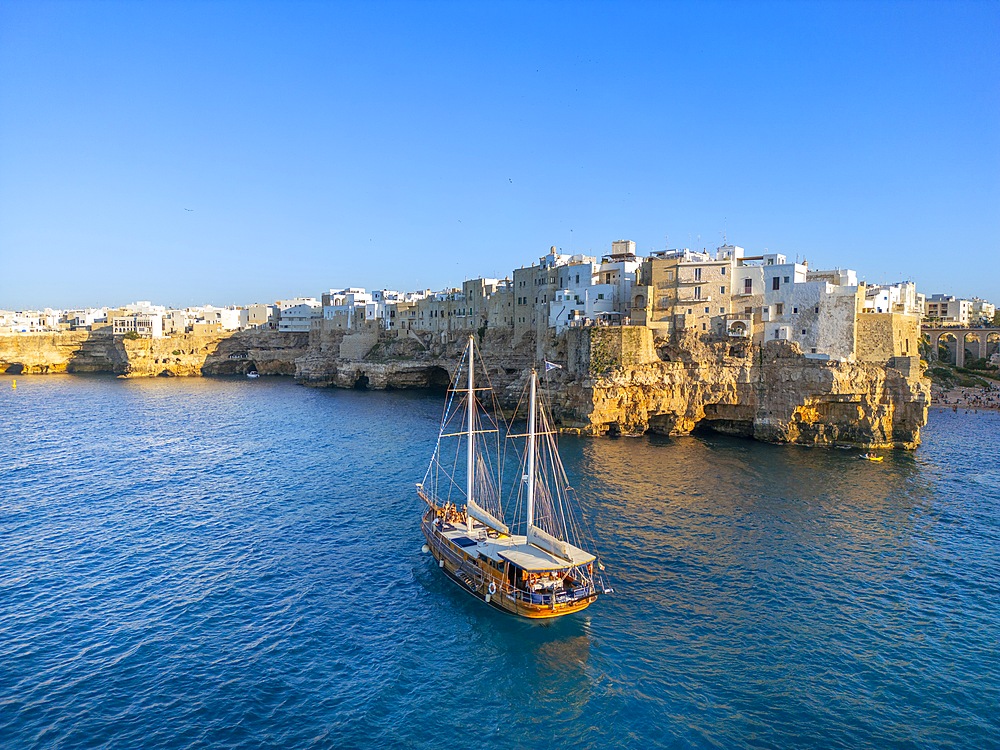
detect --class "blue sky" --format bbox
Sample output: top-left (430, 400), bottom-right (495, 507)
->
top-left (1, 0), bottom-right (998, 309)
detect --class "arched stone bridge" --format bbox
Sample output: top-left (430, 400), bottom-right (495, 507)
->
top-left (923, 327), bottom-right (1000, 367)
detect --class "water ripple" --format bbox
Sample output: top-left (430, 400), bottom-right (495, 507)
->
top-left (0, 376), bottom-right (998, 749)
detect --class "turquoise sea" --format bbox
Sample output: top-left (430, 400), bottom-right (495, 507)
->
top-left (1, 375), bottom-right (998, 749)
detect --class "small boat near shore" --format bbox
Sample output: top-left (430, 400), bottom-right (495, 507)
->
top-left (418, 335), bottom-right (609, 619)
top-left (860, 453), bottom-right (883, 462)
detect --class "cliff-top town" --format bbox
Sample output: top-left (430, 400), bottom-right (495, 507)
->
top-left (3, 239), bottom-right (998, 369)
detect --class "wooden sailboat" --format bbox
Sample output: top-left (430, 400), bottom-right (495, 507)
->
top-left (418, 335), bottom-right (607, 619)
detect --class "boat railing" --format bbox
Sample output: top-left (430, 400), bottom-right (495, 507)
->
top-left (513, 584), bottom-right (595, 606)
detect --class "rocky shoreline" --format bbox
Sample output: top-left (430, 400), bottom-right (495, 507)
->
top-left (1, 326), bottom-right (931, 449)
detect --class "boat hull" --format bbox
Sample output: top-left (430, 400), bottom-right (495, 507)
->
top-left (421, 514), bottom-right (597, 620)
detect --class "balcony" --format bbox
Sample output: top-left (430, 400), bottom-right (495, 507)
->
top-left (723, 313), bottom-right (752, 338)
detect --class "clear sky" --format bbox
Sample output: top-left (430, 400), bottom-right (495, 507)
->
top-left (1, 0), bottom-right (998, 310)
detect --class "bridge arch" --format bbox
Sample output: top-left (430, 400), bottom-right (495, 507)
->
top-left (936, 332), bottom-right (958, 365)
top-left (963, 332), bottom-right (984, 367)
top-left (988, 332), bottom-right (1000, 361)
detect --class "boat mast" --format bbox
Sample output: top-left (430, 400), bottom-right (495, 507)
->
top-left (527, 368), bottom-right (536, 530)
top-left (467, 336), bottom-right (475, 531)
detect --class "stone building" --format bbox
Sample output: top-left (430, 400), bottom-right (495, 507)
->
top-left (513, 248), bottom-right (597, 341)
top-left (630, 244), bottom-right (765, 338)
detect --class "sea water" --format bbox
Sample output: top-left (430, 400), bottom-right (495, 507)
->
top-left (1, 375), bottom-right (997, 749)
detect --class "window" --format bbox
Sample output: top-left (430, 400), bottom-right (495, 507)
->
top-left (801, 329), bottom-right (807, 335)
top-left (667, 271), bottom-right (675, 281)
top-left (784, 276), bottom-right (790, 283)
top-left (721, 267), bottom-right (727, 276)
top-left (721, 286), bottom-right (726, 295)
top-left (702, 323), bottom-right (707, 330)
top-left (744, 279), bottom-right (753, 294)
top-left (598, 293), bottom-right (605, 300)
top-left (605, 273), bottom-right (612, 284)
top-left (776, 303), bottom-right (784, 315)
top-left (719, 307), bottom-right (725, 313)
top-left (687, 308), bottom-right (693, 315)
top-left (793, 307), bottom-right (798, 314)
top-left (745, 306), bottom-right (752, 314)
top-left (815, 306), bottom-right (819, 313)
top-left (811, 348), bottom-right (817, 354)
top-left (704, 307), bottom-right (710, 314)
top-left (772, 277), bottom-right (780, 291)
top-left (694, 287), bottom-right (702, 300)
top-left (694, 268), bottom-right (702, 281)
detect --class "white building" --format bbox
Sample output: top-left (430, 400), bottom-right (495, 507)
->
top-left (0, 309), bottom-right (62, 333)
top-left (322, 288), bottom-right (375, 329)
top-left (113, 313), bottom-right (164, 338)
top-left (596, 240), bottom-right (642, 319)
top-left (864, 282), bottom-right (920, 314)
top-left (240, 304), bottom-right (278, 329)
top-left (970, 297), bottom-right (996, 325)
top-left (761, 261), bottom-right (861, 359)
top-left (61, 308), bottom-right (108, 330)
top-left (924, 294), bottom-right (973, 325)
top-left (187, 304), bottom-right (241, 331)
top-left (278, 302), bottom-right (322, 332)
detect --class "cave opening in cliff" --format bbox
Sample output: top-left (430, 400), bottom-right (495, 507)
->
top-left (425, 366), bottom-right (452, 391)
top-left (691, 419), bottom-right (754, 438)
top-left (4, 363), bottom-right (24, 375)
top-left (692, 404), bottom-right (755, 438)
top-left (353, 374), bottom-right (370, 390)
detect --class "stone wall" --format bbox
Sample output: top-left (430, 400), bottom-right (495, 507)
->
top-left (856, 312), bottom-right (921, 365)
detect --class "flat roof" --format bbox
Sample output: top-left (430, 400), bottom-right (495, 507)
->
top-left (440, 526), bottom-right (595, 571)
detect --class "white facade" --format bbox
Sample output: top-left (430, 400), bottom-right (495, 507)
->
top-left (113, 313), bottom-right (164, 338)
top-left (970, 297), bottom-right (996, 324)
top-left (322, 288), bottom-right (375, 329)
top-left (761, 263), bottom-right (860, 359)
top-left (865, 282), bottom-right (920, 314)
top-left (278, 302), bottom-right (322, 332)
top-left (187, 304), bottom-right (241, 331)
top-left (0, 309), bottom-right (62, 333)
top-left (924, 294), bottom-right (973, 325)
top-left (240, 304), bottom-right (278, 329)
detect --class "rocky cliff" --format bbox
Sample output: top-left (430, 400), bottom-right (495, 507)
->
top-left (0, 330), bottom-right (307, 377)
top-left (1, 324), bottom-right (930, 448)
top-left (0, 331), bottom-right (126, 374)
top-left (547, 327), bottom-right (930, 448)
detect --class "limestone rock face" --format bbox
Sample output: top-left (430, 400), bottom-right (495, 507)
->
top-left (1, 323), bottom-right (931, 449)
top-left (0, 330), bottom-right (307, 377)
top-left (549, 328), bottom-right (930, 448)
top-left (0, 331), bottom-right (126, 374)
top-left (295, 324), bottom-right (532, 391)
top-left (120, 330), bottom-right (308, 378)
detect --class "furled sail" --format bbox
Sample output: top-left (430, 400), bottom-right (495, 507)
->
top-left (468, 499), bottom-right (510, 536)
top-left (527, 524), bottom-right (571, 562)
